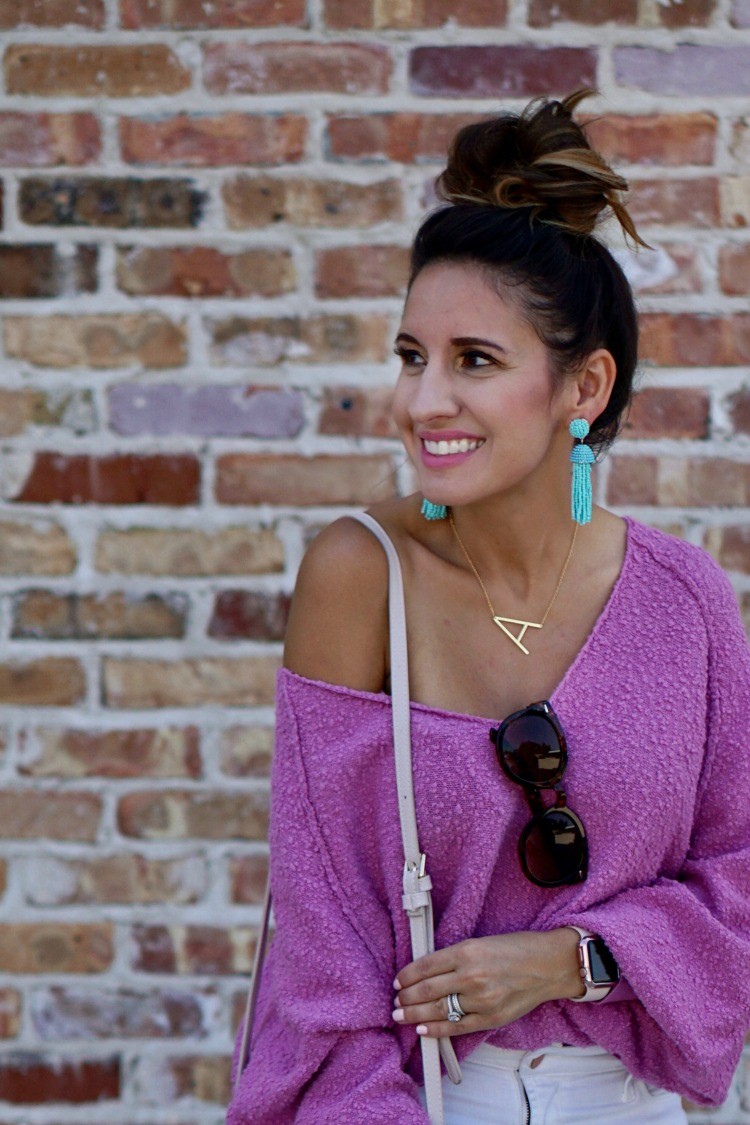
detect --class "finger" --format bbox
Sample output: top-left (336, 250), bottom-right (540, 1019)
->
top-left (393, 995), bottom-right (461, 1027)
top-left (395, 970), bottom-right (458, 1011)
top-left (415, 1014), bottom-right (482, 1039)
top-left (394, 950), bottom-right (456, 991)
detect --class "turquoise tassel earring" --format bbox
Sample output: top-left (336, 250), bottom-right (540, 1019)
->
top-left (569, 418), bottom-right (595, 525)
top-left (421, 498), bottom-right (447, 520)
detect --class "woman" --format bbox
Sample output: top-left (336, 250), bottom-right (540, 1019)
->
top-left (227, 89), bottom-right (750, 1123)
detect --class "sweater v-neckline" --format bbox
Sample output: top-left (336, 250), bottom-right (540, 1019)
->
top-left (281, 514), bottom-right (636, 726)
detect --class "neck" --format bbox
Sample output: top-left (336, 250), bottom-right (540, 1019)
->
top-left (447, 490), bottom-right (587, 605)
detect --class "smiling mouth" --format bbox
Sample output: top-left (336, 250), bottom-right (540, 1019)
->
top-left (422, 438), bottom-right (485, 456)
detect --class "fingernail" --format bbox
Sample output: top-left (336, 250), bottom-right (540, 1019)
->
top-left (394, 996), bottom-right (401, 1008)
top-left (416, 1024), bottom-right (428, 1035)
top-left (393, 978), bottom-right (401, 990)
top-left (392, 1009), bottom-right (405, 1022)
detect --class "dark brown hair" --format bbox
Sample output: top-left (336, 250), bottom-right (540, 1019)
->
top-left (409, 88), bottom-right (648, 457)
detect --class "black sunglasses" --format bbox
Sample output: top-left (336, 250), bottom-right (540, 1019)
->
top-left (489, 701), bottom-right (588, 888)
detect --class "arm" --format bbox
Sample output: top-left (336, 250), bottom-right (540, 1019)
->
top-left (552, 563), bottom-right (750, 1105)
top-left (228, 520), bottom-right (428, 1124)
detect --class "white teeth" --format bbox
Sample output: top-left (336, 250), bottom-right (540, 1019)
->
top-left (423, 438), bottom-right (484, 456)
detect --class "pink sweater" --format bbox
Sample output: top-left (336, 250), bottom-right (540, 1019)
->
top-left (227, 515), bottom-right (750, 1122)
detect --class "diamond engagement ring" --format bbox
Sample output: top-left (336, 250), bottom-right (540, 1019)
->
top-left (446, 993), bottom-right (466, 1022)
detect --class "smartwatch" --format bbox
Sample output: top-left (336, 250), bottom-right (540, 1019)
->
top-left (568, 926), bottom-right (620, 1002)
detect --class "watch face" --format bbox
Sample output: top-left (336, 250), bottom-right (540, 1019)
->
top-left (588, 940), bottom-right (620, 985)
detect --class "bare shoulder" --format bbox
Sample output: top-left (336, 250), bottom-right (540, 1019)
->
top-left (283, 513), bottom-right (391, 692)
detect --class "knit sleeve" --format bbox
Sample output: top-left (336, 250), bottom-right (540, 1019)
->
top-left (555, 560), bottom-right (750, 1106)
top-left (226, 674), bottom-right (429, 1125)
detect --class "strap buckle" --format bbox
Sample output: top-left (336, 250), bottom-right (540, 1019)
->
top-left (402, 853), bottom-right (432, 915)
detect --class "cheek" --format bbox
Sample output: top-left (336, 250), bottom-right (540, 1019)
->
top-left (391, 377), bottom-right (412, 432)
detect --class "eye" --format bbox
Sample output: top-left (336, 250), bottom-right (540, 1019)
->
top-left (460, 350), bottom-right (495, 370)
top-left (393, 346), bottom-right (425, 368)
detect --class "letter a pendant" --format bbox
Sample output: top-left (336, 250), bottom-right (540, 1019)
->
top-left (492, 616), bottom-right (542, 656)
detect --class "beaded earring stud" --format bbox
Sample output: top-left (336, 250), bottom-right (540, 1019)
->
top-left (421, 498), bottom-right (448, 520)
top-left (569, 418), bottom-right (595, 525)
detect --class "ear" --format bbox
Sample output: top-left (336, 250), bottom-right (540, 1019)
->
top-left (569, 348), bottom-right (617, 421)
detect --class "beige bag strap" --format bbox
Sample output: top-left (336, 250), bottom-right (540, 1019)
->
top-left (233, 512), bottom-right (461, 1121)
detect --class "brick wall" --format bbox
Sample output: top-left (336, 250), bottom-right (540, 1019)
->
top-left (0, 0), bottom-right (748, 1120)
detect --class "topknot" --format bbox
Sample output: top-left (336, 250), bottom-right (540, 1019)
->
top-left (436, 88), bottom-right (649, 249)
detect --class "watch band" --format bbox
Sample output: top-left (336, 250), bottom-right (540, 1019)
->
top-left (568, 926), bottom-right (619, 1002)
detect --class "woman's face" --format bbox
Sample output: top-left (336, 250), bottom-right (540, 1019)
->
top-left (392, 260), bottom-right (570, 511)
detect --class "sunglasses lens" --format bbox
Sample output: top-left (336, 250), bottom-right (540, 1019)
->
top-left (501, 713), bottom-right (563, 785)
top-left (521, 809), bottom-right (586, 886)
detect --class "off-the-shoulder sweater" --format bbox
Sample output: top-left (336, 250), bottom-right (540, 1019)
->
top-left (227, 515), bottom-right (750, 1123)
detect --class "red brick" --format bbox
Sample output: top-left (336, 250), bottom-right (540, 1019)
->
top-left (0, 990), bottom-right (21, 1038)
top-left (639, 313), bottom-right (750, 367)
top-left (12, 591), bottom-right (186, 641)
top-left (129, 1052), bottom-right (231, 1104)
top-left (104, 656), bottom-right (279, 708)
top-left (582, 113), bottom-right (716, 166)
top-left (326, 111), bottom-right (484, 163)
top-left (0, 113), bottom-right (100, 166)
top-left (216, 453), bottom-right (397, 505)
top-left (628, 177), bottom-right (719, 228)
top-left (31, 986), bottom-right (214, 1038)
top-left (109, 383), bottom-right (304, 438)
top-left (220, 727), bottom-right (273, 777)
top-left (728, 386), bottom-right (750, 435)
top-left (621, 387), bottom-right (709, 440)
top-left (0, 659), bottom-right (84, 706)
top-left (5, 45), bottom-right (191, 97)
top-left (131, 924), bottom-right (257, 973)
top-left (318, 385), bottom-right (398, 437)
top-left (628, 243), bottom-right (702, 295)
top-left (315, 245), bottom-right (409, 298)
top-left (13, 453), bottom-right (200, 506)
top-left (652, 0), bottom-right (717, 26)
top-left (208, 591), bottom-right (291, 640)
top-left (19, 726), bottom-right (200, 779)
top-left (229, 853), bottom-right (269, 902)
top-left (607, 456), bottom-right (750, 507)
top-left (409, 46), bottom-right (596, 97)
top-left (719, 244), bottom-right (750, 294)
top-left (94, 527), bottom-right (284, 576)
top-left (4, 313), bottom-right (187, 369)
top-left (204, 41), bottom-right (391, 95)
top-left (0, 0), bottom-right (104, 25)
top-left (0, 390), bottom-right (37, 437)
top-left (529, 0), bottom-right (635, 24)
top-left (116, 245), bottom-right (295, 297)
top-left (324, 0), bottom-right (506, 27)
top-left (0, 1055), bottom-right (119, 1104)
top-left (120, 113), bottom-right (307, 166)
top-left (0, 924), bottom-right (112, 974)
top-left (0, 791), bottom-right (100, 840)
top-left (117, 789), bottom-right (268, 839)
top-left (122, 0), bottom-right (306, 25)
top-left (24, 854), bottom-right (207, 905)
top-left (223, 175), bottom-right (402, 228)
top-left (19, 176), bottom-right (205, 228)
top-left (0, 245), bottom-right (96, 299)
top-left (704, 525), bottom-right (750, 575)
top-left (209, 313), bottom-right (390, 365)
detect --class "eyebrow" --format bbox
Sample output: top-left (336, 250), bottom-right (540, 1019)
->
top-left (395, 332), bottom-right (509, 354)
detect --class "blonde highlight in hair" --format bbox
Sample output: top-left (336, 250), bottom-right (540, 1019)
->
top-left (436, 88), bottom-right (650, 250)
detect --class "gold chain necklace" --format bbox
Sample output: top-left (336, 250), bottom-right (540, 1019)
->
top-left (448, 509), bottom-right (578, 656)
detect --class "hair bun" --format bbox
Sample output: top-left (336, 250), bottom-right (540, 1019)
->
top-left (436, 88), bottom-right (648, 248)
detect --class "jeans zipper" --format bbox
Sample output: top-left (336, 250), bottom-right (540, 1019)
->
top-left (515, 1072), bottom-right (531, 1125)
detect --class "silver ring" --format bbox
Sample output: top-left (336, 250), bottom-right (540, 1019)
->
top-left (446, 992), bottom-right (466, 1022)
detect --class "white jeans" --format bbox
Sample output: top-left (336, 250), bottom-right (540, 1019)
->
top-left (417, 1042), bottom-right (688, 1124)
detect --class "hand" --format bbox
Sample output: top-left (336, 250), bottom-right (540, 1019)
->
top-left (391, 927), bottom-right (585, 1038)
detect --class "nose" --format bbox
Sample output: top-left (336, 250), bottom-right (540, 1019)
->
top-left (408, 360), bottom-right (460, 424)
